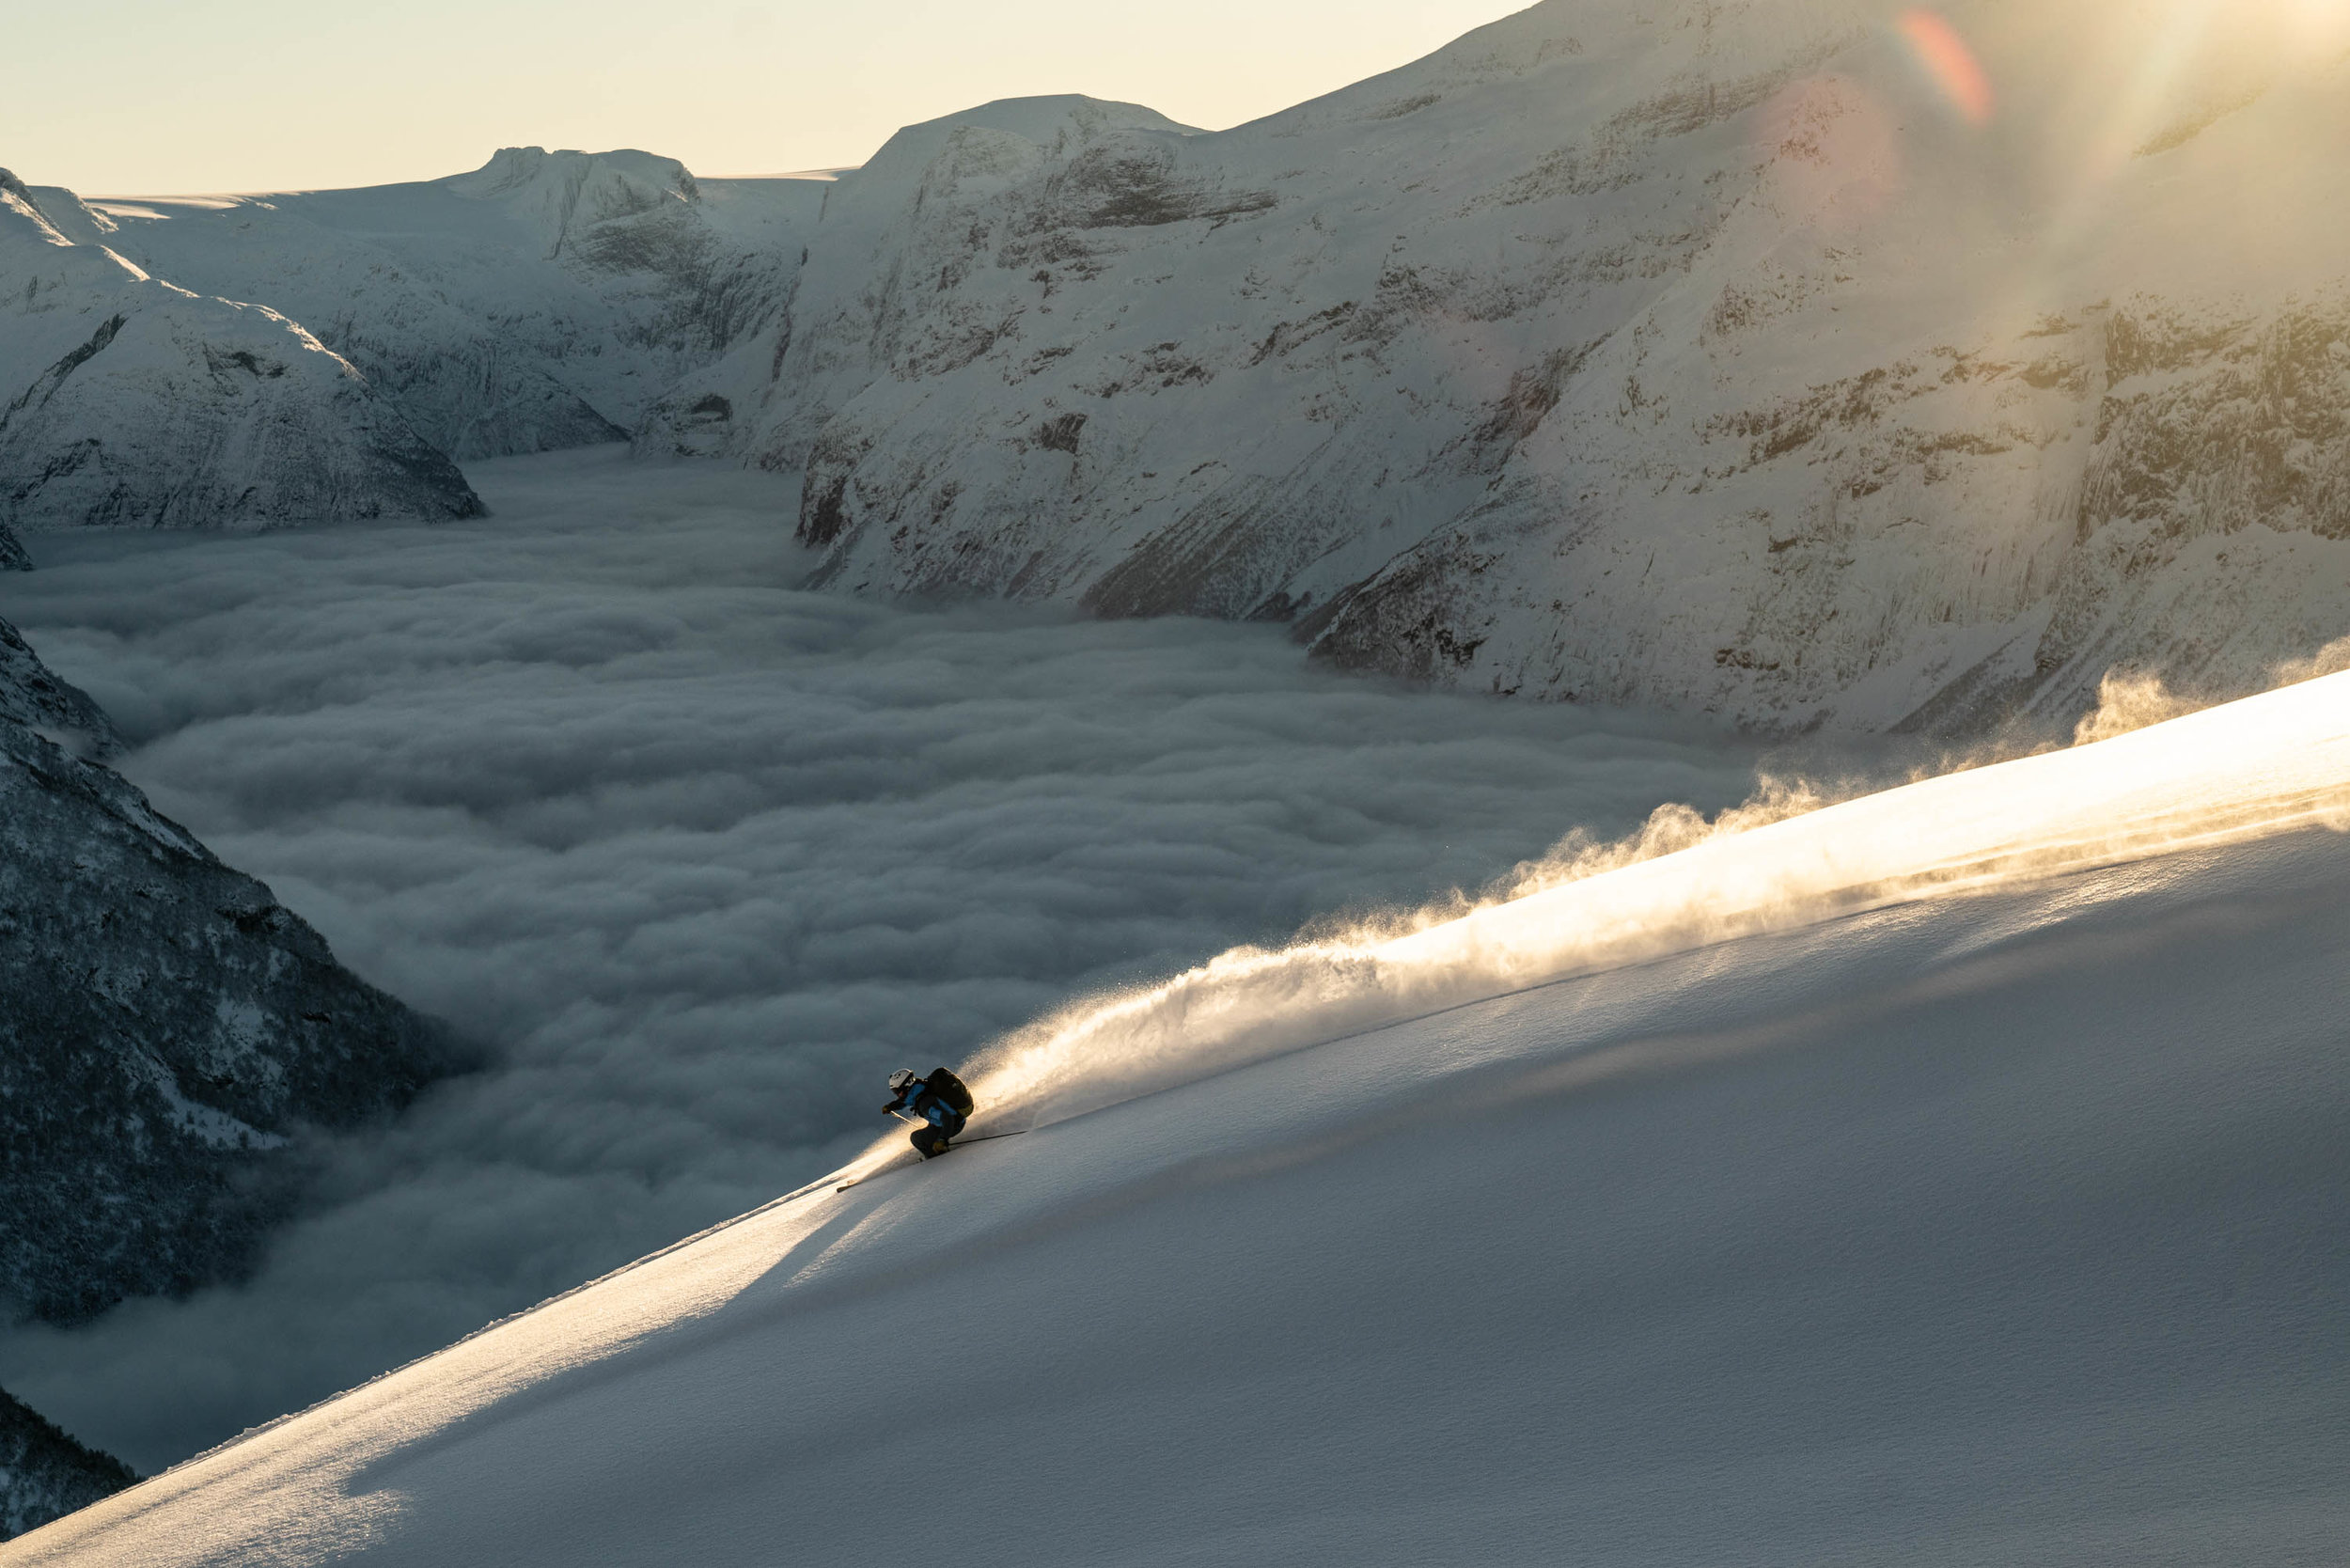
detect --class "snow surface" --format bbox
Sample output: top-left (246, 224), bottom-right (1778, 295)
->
top-left (20, 670), bottom-right (2350, 1564)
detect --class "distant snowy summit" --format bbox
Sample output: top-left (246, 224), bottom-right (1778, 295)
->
top-left (0, 148), bottom-right (820, 544)
top-left (0, 170), bottom-right (481, 538)
top-left (86, 147), bottom-right (821, 463)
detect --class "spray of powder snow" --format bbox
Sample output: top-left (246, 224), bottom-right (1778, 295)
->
top-left (2070, 637), bottom-right (2350, 747)
top-left (916, 667), bottom-right (2350, 1154)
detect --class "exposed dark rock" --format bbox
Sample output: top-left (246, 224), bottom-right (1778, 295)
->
top-left (1034, 412), bottom-right (1086, 453)
top-left (0, 649), bottom-right (462, 1324)
top-left (0, 615), bottom-right (120, 759)
top-left (0, 1385), bottom-right (136, 1542)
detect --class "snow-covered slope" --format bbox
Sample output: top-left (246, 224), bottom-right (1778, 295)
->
top-left (666, 0), bottom-right (2350, 734)
top-left (0, 1389), bottom-right (133, 1543)
top-left (637, 98), bottom-right (1195, 459)
top-left (0, 172), bottom-right (481, 534)
top-left (24, 670), bottom-right (2350, 1564)
top-left (91, 151), bottom-right (822, 461)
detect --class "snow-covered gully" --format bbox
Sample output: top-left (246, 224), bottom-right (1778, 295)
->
top-left (18, 672), bottom-right (2350, 1566)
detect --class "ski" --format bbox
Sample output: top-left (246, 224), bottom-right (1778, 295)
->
top-left (835, 1129), bottom-right (1029, 1192)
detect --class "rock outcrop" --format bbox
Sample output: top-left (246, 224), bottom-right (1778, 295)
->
top-left (661, 2), bottom-right (2350, 734)
top-left (0, 171), bottom-right (483, 535)
top-left (0, 621), bottom-right (462, 1325)
top-left (0, 615), bottom-right (119, 758)
top-left (0, 1387), bottom-right (134, 1542)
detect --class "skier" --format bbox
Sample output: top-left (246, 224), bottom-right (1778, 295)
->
top-left (884, 1066), bottom-right (977, 1157)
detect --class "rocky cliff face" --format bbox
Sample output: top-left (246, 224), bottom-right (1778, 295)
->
top-left (656, 1), bottom-right (2350, 734)
top-left (0, 1386), bottom-right (134, 1543)
top-left (0, 620), bottom-right (461, 1325)
top-left (0, 616), bottom-right (119, 759)
top-left (91, 149), bottom-right (820, 461)
top-left (0, 172), bottom-right (483, 535)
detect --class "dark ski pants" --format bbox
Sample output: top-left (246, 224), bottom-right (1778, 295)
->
top-left (911, 1110), bottom-right (966, 1157)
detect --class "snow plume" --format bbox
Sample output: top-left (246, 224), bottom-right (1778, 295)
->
top-left (2276, 634), bottom-right (2350, 689)
top-left (2071, 670), bottom-right (2208, 745)
top-left (2072, 636), bottom-right (2350, 747)
top-left (966, 669), bottom-right (2350, 1133)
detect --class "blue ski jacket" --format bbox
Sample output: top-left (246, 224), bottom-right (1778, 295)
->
top-left (885, 1082), bottom-right (957, 1128)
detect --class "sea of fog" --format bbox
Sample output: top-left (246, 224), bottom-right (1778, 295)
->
top-left (0, 447), bottom-right (1781, 1471)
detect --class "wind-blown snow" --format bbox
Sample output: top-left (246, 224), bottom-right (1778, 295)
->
top-left (964, 666), bottom-right (2350, 1135)
top-left (16, 671), bottom-right (2349, 1565)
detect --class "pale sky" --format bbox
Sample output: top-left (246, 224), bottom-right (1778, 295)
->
top-left (7, 0), bottom-right (1531, 196)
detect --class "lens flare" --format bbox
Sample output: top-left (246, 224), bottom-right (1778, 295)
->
top-left (1897, 8), bottom-right (1996, 126)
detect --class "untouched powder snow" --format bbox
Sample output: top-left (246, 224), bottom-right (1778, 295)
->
top-left (18, 672), bottom-right (2350, 1564)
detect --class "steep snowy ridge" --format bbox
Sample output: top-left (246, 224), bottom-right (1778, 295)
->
top-left (93, 150), bottom-right (819, 461)
top-left (655, 0), bottom-right (2350, 734)
top-left (19, 671), bottom-right (2350, 1565)
top-left (0, 171), bottom-right (482, 535)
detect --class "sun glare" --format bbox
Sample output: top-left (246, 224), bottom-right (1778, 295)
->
top-left (2284, 0), bottom-right (2350, 46)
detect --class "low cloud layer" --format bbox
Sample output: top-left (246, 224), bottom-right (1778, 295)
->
top-left (0, 449), bottom-right (1764, 1470)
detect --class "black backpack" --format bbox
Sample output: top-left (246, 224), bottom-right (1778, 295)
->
top-left (925, 1067), bottom-right (976, 1116)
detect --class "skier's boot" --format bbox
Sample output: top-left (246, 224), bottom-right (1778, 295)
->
top-left (911, 1125), bottom-right (952, 1158)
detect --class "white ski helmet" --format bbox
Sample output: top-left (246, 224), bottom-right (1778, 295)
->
top-left (887, 1068), bottom-right (919, 1093)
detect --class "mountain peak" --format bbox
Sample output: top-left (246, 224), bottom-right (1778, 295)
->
top-left (446, 146), bottom-right (697, 203)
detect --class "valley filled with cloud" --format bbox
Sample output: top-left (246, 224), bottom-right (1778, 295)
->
top-left (0, 449), bottom-right (1765, 1468)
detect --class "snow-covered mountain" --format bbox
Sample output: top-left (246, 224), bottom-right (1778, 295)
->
top-left (651, 0), bottom-right (2350, 733)
top-left (0, 173), bottom-right (481, 535)
top-left (0, 1388), bottom-right (133, 1543)
top-left (0, 621), bottom-right (461, 1325)
top-left (21, 670), bottom-right (2350, 1564)
top-left (15, 0), bottom-right (2339, 734)
top-left (90, 149), bottom-right (822, 461)
top-left (11, 1), bottom-right (2342, 731)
